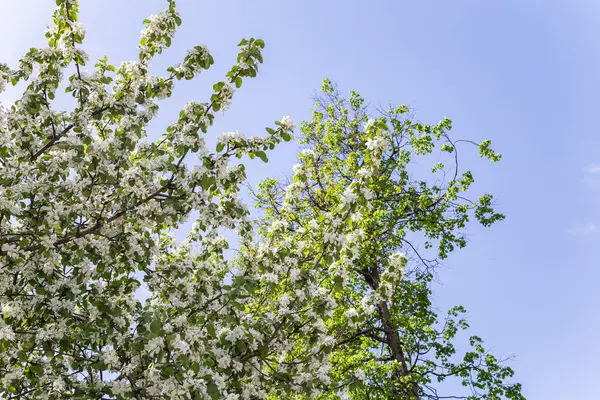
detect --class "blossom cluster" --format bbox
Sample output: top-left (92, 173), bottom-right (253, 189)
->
top-left (0, 1), bottom-right (316, 399)
top-left (0, 1), bottom-right (520, 399)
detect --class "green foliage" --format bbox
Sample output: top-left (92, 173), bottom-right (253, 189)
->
top-left (0, 0), bottom-right (521, 398)
top-left (253, 81), bottom-right (520, 399)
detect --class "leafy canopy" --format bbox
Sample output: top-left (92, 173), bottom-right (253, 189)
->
top-left (254, 80), bottom-right (519, 400)
top-left (0, 1), bottom-right (522, 399)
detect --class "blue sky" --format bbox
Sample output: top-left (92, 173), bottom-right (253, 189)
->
top-left (2, 0), bottom-right (600, 398)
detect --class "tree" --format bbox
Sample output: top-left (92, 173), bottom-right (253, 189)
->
top-left (253, 80), bottom-right (522, 399)
top-left (0, 1), bottom-right (523, 399)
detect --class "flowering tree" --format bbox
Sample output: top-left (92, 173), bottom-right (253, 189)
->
top-left (0, 1), bottom-right (523, 399)
top-left (253, 81), bottom-right (523, 399)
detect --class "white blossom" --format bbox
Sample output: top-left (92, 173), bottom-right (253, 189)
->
top-left (280, 115), bottom-right (296, 131)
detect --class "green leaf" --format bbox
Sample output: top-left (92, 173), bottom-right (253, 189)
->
top-left (150, 319), bottom-right (162, 335)
top-left (207, 383), bottom-right (220, 400)
top-left (260, 345), bottom-right (269, 358)
top-left (255, 151), bottom-right (268, 162)
top-left (206, 321), bottom-right (216, 337)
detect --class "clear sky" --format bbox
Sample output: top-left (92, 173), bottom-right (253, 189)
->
top-left (2, 0), bottom-right (600, 398)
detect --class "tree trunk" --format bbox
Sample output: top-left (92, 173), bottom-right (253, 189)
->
top-left (366, 265), bottom-right (420, 399)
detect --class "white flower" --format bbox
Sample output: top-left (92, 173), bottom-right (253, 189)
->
top-left (52, 377), bottom-right (66, 393)
top-left (354, 369), bottom-right (366, 381)
top-left (219, 130), bottom-right (244, 144)
top-left (217, 353), bottom-right (232, 369)
top-left (289, 268), bottom-right (301, 282)
top-left (225, 326), bottom-right (246, 343)
top-left (112, 380), bottom-right (131, 396)
top-left (292, 163), bottom-right (303, 175)
top-left (0, 324), bottom-right (15, 341)
top-left (342, 187), bottom-right (359, 206)
top-left (172, 338), bottom-right (190, 354)
top-left (219, 84), bottom-right (235, 110)
top-left (389, 252), bottom-right (406, 276)
top-left (323, 232), bottom-right (336, 244)
top-left (280, 115), bottom-right (296, 131)
top-left (278, 292), bottom-right (292, 308)
top-left (316, 364), bottom-right (332, 385)
top-left (102, 349), bottom-right (120, 369)
top-left (361, 188), bottom-right (374, 200)
top-left (175, 314), bottom-right (188, 327)
top-left (365, 136), bottom-right (388, 152)
top-left (145, 337), bottom-right (163, 355)
top-left (357, 167), bottom-right (372, 179)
